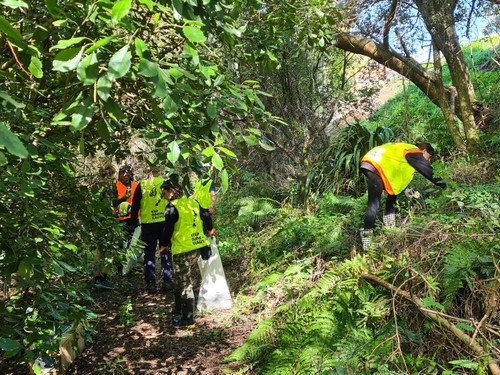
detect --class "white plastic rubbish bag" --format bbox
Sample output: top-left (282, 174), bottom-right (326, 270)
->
top-left (123, 226), bottom-right (144, 276)
top-left (197, 237), bottom-right (233, 312)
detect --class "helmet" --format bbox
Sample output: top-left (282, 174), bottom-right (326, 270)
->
top-left (118, 201), bottom-right (132, 217)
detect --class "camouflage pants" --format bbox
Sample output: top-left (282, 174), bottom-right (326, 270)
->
top-left (173, 249), bottom-right (200, 299)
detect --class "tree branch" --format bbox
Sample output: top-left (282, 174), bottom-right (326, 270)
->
top-left (361, 272), bottom-right (500, 375)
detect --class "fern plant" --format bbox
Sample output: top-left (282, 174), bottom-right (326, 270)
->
top-left (306, 121), bottom-right (394, 195)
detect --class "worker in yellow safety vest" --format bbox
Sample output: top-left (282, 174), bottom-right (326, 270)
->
top-left (160, 174), bottom-right (216, 329)
top-left (130, 165), bottom-right (174, 294)
top-left (359, 142), bottom-right (447, 251)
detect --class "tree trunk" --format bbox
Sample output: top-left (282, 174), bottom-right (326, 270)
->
top-left (333, 33), bottom-right (466, 150)
top-left (413, 0), bottom-right (480, 149)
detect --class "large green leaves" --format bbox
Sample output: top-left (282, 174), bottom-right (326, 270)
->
top-left (0, 122), bottom-right (28, 158)
top-left (108, 45), bottom-right (131, 79)
top-left (111, 0), bottom-right (131, 24)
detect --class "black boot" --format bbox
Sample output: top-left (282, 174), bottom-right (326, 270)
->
top-left (173, 298), bottom-right (195, 329)
top-left (171, 291), bottom-right (182, 318)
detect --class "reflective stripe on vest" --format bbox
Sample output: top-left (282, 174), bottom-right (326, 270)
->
top-left (193, 179), bottom-right (212, 209)
top-left (170, 196), bottom-right (210, 255)
top-left (140, 177), bottom-right (168, 224)
top-left (361, 143), bottom-right (422, 195)
top-left (114, 180), bottom-right (138, 220)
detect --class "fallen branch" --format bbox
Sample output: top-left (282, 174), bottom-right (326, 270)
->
top-left (361, 272), bottom-right (500, 375)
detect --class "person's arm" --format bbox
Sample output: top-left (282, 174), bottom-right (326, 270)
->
top-left (130, 187), bottom-right (142, 222)
top-left (159, 203), bottom-right (179, 252)
top-left (209, 181), bottom-right (216, 214)
top-left (200, 203), bottom-right (216, 237)
top-left (405, 153), bottom-right (446, 188)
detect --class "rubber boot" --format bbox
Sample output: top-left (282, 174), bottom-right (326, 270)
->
top-left (173, 298), bottom-right (195, 329)
top-left (383, 213), bottom-right (396, 229)
top-left (171, 291), bottom-right (182, 318)
top-left (360, 229), bottom-right (375, 251)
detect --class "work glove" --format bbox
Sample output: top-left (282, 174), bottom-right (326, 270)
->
top-left (200, 246), bottom-right (211, 261)
top-left (404, 188), bottom-right (421, 200)
top-left (434, 178), bottom-right (447, 190)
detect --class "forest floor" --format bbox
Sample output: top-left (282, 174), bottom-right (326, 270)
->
top-left (3, 261), bottom-right (256, 375)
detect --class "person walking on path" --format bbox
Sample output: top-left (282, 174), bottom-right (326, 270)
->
top-left (160, 175), bottom-right (216, 329)
top-left (130, 166), bottom-right (174, 294)
top-left (90, 164), bottom-right (119, 289)
top-left (359, 142), bottom-right (447, 251)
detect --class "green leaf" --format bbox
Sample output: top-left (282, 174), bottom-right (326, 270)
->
top-left (111, 0), bottom-right (131, 24)
top-left (207, 101), bottom-right (218, 119)
top-left (50, 37), bottom-right (86, 51)
top-left (221, 168), bottom-right (228, 192)
top-left (45, 0), bottom-right (63, 17)
top-left (134, 37), bottom-right (148, 58)
top-left (70, 97), bottom-right (95, 132)
top-left (211, 152), bottom-right (223, 170)
top-left (0, 16), bottom-right (23, 43)
top-left (28, 56), bottom-right (43, 78)
top-left (0, 122), bottom-right (28, 158)
top-left (164, 94), bottom-right (179, 116)
top-left (167, 141), bottom-right (180, 162)
top-left (259, 141), bottom-right (275, 151)
top-left (52, 47), bottom-right (84, 72)
top-left (1, 0), bottom-right (28, 8)
top-left (138, 58), bottom-right (159, 77)
top-left (104, 100), bottom-right (126, 120)
top-left (218, 147), bottom-right (236, 157)
top-left (183, 26), bottom-right (206, 42)
top-left (0, 91), bottom-right (25, 109)
top-left (242, 135), bottom-right (258, 146)
top-left (108, 45), bottom-right (131, 79)
top-left (422, 297), bottom-right (444, 310)
top-left (96, 119), bottom-right (111, 141)
top-left (0, 338), bottom-right (21, 357)
top-left (0, 151), bottom-right (7, 166)
top-left (97, 74), bottom-right (113, 101)
top-left (77, 53), bottom-right (99, 85)
top-left (86, 35), bottom-right (116, 53)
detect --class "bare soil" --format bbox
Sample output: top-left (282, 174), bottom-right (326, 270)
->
top-left (3, 263), bottom-right (256, 375)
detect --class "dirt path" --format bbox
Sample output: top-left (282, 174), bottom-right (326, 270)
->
top-left (64, 270), bottom-right (254, 375)
top-left (1, 266), bottom-right (255, 375)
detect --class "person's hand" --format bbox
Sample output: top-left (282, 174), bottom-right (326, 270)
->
top-left (201, 246), bottom-right (211, 260)
top-left (434, 178), bottom-right (447, 189)
top-left (159, 245), bottom-right (169, 256)
top-left (209, 207), bottom-right (214, 215)
top-left (207, 228), bottom-right (216, 238)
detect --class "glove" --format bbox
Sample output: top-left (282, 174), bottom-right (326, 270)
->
top-left (434, 178), bottom-right (447, 189)
top-left (404, 188), bottom-right (420, 200)
top-left (201, 246), bottom-right (211, 261)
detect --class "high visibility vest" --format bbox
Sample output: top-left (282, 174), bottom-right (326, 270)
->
top-left (114, 180), bottom-right (138, 220)
top-left (193, 179), bottom-right (213, 209)
top-left (170, 196), bottom-right (210, 255)
top-left (139, 177), bottom-right (168, 224)
top-left (361, 143), bottom-right (422, 195)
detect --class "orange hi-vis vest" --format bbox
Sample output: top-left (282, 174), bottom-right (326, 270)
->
top-left (114, 180), bottom-right (138, 220)
top-left (361, 143), bottom-right (423, 195)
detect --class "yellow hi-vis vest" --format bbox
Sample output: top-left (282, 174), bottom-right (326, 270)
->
top-left (193, 179), bottom-right (213, 209)
top-left (170, 196), bottom-right (210, 255)
top-left (361, 143), bottom-right (423, 195)
top-left (139, 177), bottom-right (168, 224)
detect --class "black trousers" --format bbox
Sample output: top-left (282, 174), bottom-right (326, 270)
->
top-left (361, 169), bottom-right (397, 230)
